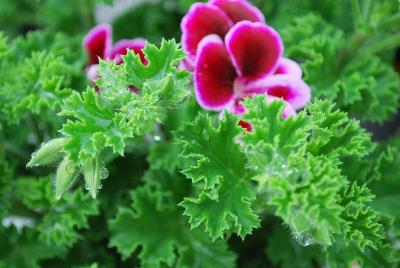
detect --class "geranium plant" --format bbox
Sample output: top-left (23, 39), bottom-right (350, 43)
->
top-left (0, 0), bottom-right (400, 267)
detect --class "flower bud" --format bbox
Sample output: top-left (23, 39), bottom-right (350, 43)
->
top-left (27, 138), bottom-right (67, 168)
top-left (55, 156), bottom-right (78, 200)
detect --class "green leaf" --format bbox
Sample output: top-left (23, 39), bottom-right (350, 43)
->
top-left (147, 140), bottom-right (184, 175)
top-left (267, 222), bottom-right (323, 268)
top-left (30, 39), bottom-right (190, 198)
top-left (14, 177), bottom-right (99, 249)
top-left (0, 51), bottom-right (74, 125)
top-left (241, 96), bottom-right (310, 170)
top-left (176, 113), bottom-right (260, 240)
top-left (306, 99), bottom-right (373, 158)
top-left (0, 226), bottom-right (64, 268)
top-left (281, 14), bottom-right (400, 123)
top-left (240, 96), bottom-right (380, 248)
top-left (340, 183), bottom-right (384, 250)
top-left (109, 178), bottom-right (236, 267)
top-left (124, 39), bottom-right (188, 90)
top-left (0, 155), bottom-right (12, 220)
top-left (0, 32), bottom-right (9, 61)
top-left (38, 189), bottom-right (99, 248)
top-left (60, 88), bottom-right (126, 163)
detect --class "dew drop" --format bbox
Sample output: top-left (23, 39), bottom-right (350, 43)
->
top-left (295, 234), bottom-right (312, 247)
top-left (153, 135), bottom-right (161, 142)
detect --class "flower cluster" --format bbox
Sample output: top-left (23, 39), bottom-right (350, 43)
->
top-left (83, 24), bottom-right (147, 82)
top-left (181, 0), bottom-right (311, 118)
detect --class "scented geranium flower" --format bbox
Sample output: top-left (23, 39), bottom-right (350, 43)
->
top-left (181, 0), bottom-right (265, 62)
top-left (195, 21), bottom-right (311, 113)
top-left (83, 24), bottom-right (147, 81)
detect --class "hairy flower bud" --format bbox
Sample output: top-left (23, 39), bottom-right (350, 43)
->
top-left (27, 138), bottom-right (67, 168)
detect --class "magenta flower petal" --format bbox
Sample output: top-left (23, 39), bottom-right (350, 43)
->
top-left (244, 74), bottom-right (311, 110)
top-left (83, 24), bottom-right (112, 65)
top-left (275, 57), bottom-right (302, 78)
top-left (181, 3), bottom-right (233, 58)
top-left (225, 21), bottom-right (283, 81)
top-left (195, 35), bottom-right (237, 110)
top-left (210, 0), bottom-right (265, 23)
top-left (110, 39), bottom-right (147, 65)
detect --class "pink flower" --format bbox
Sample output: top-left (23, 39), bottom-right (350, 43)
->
top-left (83, 24), bottom-right (147, 81)
top-left (181, 0), bottom-right (265, 61)
top-left (194, 21), bottom-right (311, 113)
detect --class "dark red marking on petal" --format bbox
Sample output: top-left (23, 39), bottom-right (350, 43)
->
top-left (83, 24), bottom-right (112, 65)
top-left (195, 35), bottom-right (237, 110)
top-left (210, 0), bottom-right (265, 23)
top-left (181, 3), bottom-right (233, 58)
top-left (226, 21), bottom-right (283, 80)
top-left (110, 39), bottom-right (147, 65)
top-left (268, 85), bottom-right (294, 100)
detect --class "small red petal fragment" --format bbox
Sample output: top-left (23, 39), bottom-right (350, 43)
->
top-left (238, 120), bottom-right (252, 132)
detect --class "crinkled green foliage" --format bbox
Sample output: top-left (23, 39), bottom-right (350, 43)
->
top-left (176, 96), bottom-right (398, 266)
top-left (281, 14), bottom-right (400, 123)
top-left (0, 226), bottom-right (65, 268)
top-left (266, 222), bottom-right (323, 268)
top-left (242, 97), bottom-right (386, 248)
top-left (0, 33), bottom-right (8, 60)
top-left (0, 30), bottom-right (83, 127)
top-left (109, 170), bottom-right (236, 268)
top-left (243, 96), bottom-right (399, 266)
top-left (13, 176), bottom-right (99, 249)
top-left (1, 1), bottom-right (400, 267)
top-left (371, 150), bottom-right (400, 224)
top-left (176, 113), bottom-right (261, 240)
top-left (0, 0), bottom-right (95, 37)
top-left (61, 39), bottom-right (188, 164)
top-left (29, 39), bottom-right (190, 198)
top-left (147, 141), bottom-right (184, 175)
top-left (0, 155), bottom-right (12, 220)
